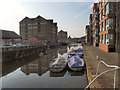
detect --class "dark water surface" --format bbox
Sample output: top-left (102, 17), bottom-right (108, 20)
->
top-left (1, 44), bottom-right (87, 88)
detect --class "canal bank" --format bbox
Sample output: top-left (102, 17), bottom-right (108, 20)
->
top-left (83, 45), bottom-right (119, 89)
top-left (1, 43), bottom-right (62, 62)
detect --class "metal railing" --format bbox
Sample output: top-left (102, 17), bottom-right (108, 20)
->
top-left (84, 60), bottom-right (120, 90)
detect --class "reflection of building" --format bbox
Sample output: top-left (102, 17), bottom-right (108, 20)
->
top-left (0, 30), bottom-right (22, 46)
top-left (58, 30), bottom-right (67, 43)
top-left (21, 57), bottom-right (49, 76)
top-left (20, 15), bottom-right (58, 44)
top-left (21, 48), bottom-right (58, 76)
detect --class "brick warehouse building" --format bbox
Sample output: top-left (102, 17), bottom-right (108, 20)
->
top-left (58, 30), bottom-right (67, 43)
top-left (20, 15), bottom-right (58, 44)
top-left (92, 3), bottom-right (99, 47)
top-left (85, 1), bottom-right (120, 52)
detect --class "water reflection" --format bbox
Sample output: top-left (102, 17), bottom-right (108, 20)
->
top-left (21, 47), bottom-right (60, 76)
top-left (2, 44), bottom-right (87, 88)
top-left (2, 55), bottom-right (40, 76)
top-left (68, 69), bottom-right (85, 76)
top-left (21, 57), bottom-right (48, 76)
top-left (50, 69), bottom-right (67, 77)
top-left (2, 45), bottom-right (83, 77)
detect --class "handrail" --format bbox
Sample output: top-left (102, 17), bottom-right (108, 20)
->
top-left (84, 67), bottom-right (120, 90)
top-left (84, 59), bottom-right (120, 90)
top-left (95, 60), bottom-right (119, 76)
top-left (83, 46), bottom-right (120, 89)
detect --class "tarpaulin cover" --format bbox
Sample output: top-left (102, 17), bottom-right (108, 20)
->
top-left (77, 48), bottom-right (83, 51)
top-left (68, 56), bottom-right (84, 68)
top-left (75, 51), bottom-right (83, 55)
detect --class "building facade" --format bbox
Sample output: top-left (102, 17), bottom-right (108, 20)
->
top-left (85, 25), bottom-right (90, 43)
top-left (85, 1), bottom-right (120, 52)
top-left (92, 3), bottom-right (99, 47)
top-left (58, 30), bottom-right (67, 43)
top-left (115, 1), bottom-right (120, 53)
top-left (0, 30), bottom-right (22, 46)
top-left (99, 2), bottom-right (116, 52)
top-left (89, 14), bottom-right (93, 45)
top-left (20, 16), bottom-right (58, 44)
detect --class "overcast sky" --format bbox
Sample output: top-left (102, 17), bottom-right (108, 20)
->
top-left (0, 0), bottom-right (99, 38)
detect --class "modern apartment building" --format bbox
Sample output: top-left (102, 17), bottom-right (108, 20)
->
top-left (99, 2), bottom-right (116, 52)
top-left (85, 25), bottom-right (90, 43)
top-left (85, 1), bottom-right (120, 52)
top-left (89, 14), bottom-right (93, 45)
top-left (20, 15), bottom-right (58, 44)
top-left (92, 3), bottom-right (99, 47)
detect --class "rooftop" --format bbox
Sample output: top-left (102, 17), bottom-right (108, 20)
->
top-left (0, 29), bottom-right (21, 39)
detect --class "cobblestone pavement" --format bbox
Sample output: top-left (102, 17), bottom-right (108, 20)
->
top-left (83, 45), bottom-right (120, 89)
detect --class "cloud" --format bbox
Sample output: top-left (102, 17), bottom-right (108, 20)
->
top-left (18, 0), bottom-right (99, 2)
top-left (74, 3), bottom-right (92, 19)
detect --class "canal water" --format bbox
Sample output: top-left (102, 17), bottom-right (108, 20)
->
top-left (1, 43), bottom-right (88, 88)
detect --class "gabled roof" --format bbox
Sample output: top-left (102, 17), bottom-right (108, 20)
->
top-left (59, 30), bottom-right (67, 33)
top-left (0, 29), bottom-right (22, 39)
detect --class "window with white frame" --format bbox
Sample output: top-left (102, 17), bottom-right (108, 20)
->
top-left (105, 3), bottom-right (113, 15)
top-left (100, 24), bottom-right (101, 32)
top-left (95, 37), bottom-right (98, 43)
top-left (105, 18), bottom-right (113, 30)
top-left (105, 34), bottom-right (113, 45)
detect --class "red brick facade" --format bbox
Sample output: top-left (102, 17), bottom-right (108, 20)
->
top-left (85, 1), bottom-right (119, 52)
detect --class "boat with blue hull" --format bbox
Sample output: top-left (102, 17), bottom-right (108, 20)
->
top-left (75, 51), bottom-right (84, 58)
top-left (68, 56), bottom-right (85, 71)
top-left (68, 48), bottom-right (84, 58)
top-left (77, 48), bottom-right (83, 52)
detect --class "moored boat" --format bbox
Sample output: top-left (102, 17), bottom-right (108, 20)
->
top-left (68, 56), bottom-right (85, 71)
top-left (49, 57), bottom-right (67, 73)
top-left (76, 48), bottom-right (84, 58)
top-left (77, 48), bottom-right (83, 52)
top-left (75, 51), bottom-right (84, 58)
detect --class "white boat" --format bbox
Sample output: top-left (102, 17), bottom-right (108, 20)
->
top-left (49, 57), bottom-right (67, 73)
